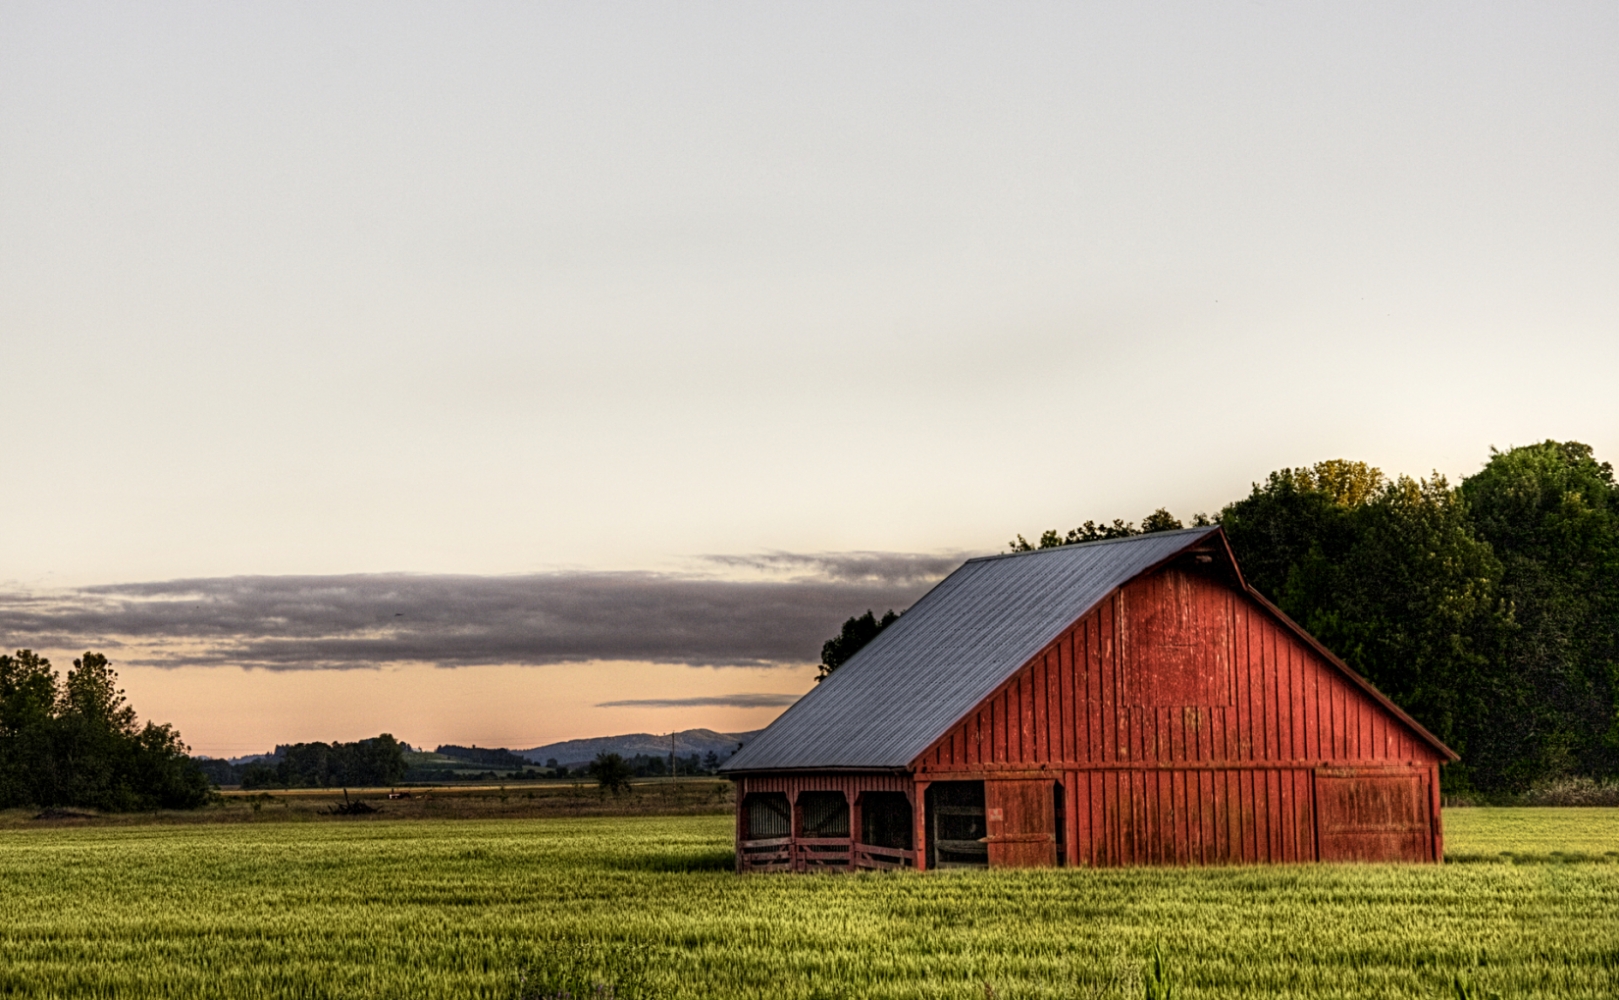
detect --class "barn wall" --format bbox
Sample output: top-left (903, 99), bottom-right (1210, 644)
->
top-left (913, 566), bottom-right (1445, 865)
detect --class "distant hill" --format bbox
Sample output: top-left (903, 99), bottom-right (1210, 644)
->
top-left (516, 728), bottom-right (761, 769)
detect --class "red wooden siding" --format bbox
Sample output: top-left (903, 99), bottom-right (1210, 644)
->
top-left (913, 566), bottom-right (1446, 865)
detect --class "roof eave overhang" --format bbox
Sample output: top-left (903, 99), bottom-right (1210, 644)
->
top-left (718, 765), bottom-right (912, 778)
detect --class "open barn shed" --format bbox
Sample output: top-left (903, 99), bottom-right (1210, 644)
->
top-left (720, 527), bottom-right (1456, 872)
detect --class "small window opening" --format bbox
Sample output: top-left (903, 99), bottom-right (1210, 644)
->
top-left (743, 792), bottom-right (791, 840)
top-left (798, 791), bottom-right (850, 838)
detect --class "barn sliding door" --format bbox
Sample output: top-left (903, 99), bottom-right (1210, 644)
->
top-left (985, 779), bottom-right (1057, 868)
top-left (1314, 768), bottom-right (1433, 862)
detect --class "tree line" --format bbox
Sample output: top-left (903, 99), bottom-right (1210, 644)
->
top-left (0, 651), bottom-right (212, 810)
top-left (234, 735), bottom-right (409, 789)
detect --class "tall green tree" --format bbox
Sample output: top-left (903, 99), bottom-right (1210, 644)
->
top-left (0, 650), bottom-right (212, 810)
top-left (817, 610), bottom-right (899, 682)
top-left (0, 650), bottom-right (60, 808)
top-left (1460, 441), bottom-right (1619, 786)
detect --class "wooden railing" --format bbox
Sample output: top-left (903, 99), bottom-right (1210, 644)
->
top-left (853, 842), bottom-right (915, 870)
top-left (738, 836), bottom-right (792, 873)
top-left (740, 837), bottom-right (916, 873)
top-left (794, 837), bottom-right (853, 872)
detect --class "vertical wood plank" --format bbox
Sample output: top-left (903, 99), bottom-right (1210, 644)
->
top-left (1261, 619), bottom-right (1276, 761)
top-left (1033, 653), bottom-right (1050, 763)
top-left (1047, 650), bottom-right (1060, 762)
top-left (1058, 636), bottom-right (1074, 763)
top-left (1020, 673), bottom-right (1036, 762)
top-left (993, 689), bottom-right (1007, 764)
top-left (1104, 594), bottom-right (1120, 763)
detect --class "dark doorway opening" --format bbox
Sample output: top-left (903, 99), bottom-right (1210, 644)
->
top-left (926, 781), bottom-right (987, 869)
top-left (860, 792), bottom-right (913, 850)
top-left (1054, 781), bottom-right (1067, 866)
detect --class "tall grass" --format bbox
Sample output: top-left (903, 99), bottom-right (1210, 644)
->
top-left (1517, 777), bottom-right (1619, 807)
top-left (0, 811), bottom-right (1615, 998)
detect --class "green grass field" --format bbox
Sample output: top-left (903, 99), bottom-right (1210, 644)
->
top-left (2, 809), bottom-right (1616, 999)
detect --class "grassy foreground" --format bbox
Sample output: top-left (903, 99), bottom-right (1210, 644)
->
top-left (1, 810), bottom-right (1616, 999)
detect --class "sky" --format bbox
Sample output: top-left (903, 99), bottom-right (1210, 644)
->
top-left (2, 2), bottom-right (1616, 757)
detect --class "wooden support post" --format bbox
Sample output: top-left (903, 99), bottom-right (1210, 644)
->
top-left (788, 787), bottom-right (802, 873)
top-left (1063, 772), bottom-right (1079, 867)
top-left (734, 778), bottom-right (745, 873)
top-left (849, 792), bottom-right (862, 873)
top-left (1430, 763), bottom-right (1444, 864)
top-left (913, 779), bottom-right (930, 872)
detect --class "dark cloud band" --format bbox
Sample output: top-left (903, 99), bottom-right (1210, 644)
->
top-left (0, 554), bottom-right (956, 671)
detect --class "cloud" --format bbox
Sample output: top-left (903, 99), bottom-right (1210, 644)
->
top-left (0, 554), bottom-right (960, 671)
top-left (595, 693), bottom-right (802, 709)
top-left (701, 550), bottom-right (966, 585)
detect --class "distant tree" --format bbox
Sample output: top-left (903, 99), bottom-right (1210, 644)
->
top-left (434, 744), bottom-right (529, 769)
top-left (631, 753), bottom-right (667, 777)
top-left (1139, 508), bottom-right (1184, 533)
top-left (589, 752), bottom-right (634, 795)
top-left (702, 751), bottom-right (720, 772)
top-left (1008, 509), bottom-right (1187, 553)
top-left (193, 758), bottom-right (237, 786)
top-left (237, 761), bottom-right (279, 789)
top-left (240, 734), bottom-right (406, 789)
top-left (817, 610), bottom-right (900, 682)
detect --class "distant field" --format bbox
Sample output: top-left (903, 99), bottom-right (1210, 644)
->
top-left (1, 809), bottom-right (1616, 999)
top-left (0, 778), bottom-right (735, 828)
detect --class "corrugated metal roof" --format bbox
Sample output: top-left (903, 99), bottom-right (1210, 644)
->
top-left (722, 527), bottom-right (1219, 772)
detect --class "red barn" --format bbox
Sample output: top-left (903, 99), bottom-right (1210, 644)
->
top-left (721, 527), bottom-right (1456, 871)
